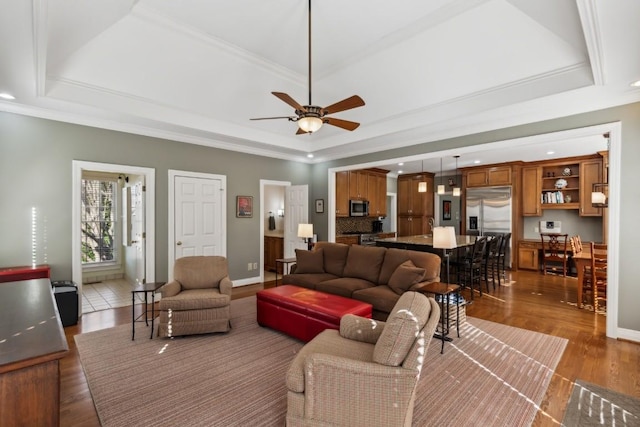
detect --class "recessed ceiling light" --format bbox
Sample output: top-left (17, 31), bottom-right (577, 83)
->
top-left (398, 170), bottom-right (403, 174)
top-left (630, 80), bottom-right (640, 87)
top-left (398, 162), bottom-right (404, 166)
top-left (306, 153), bottom-right (314, 158)
top-left (546, 151), bottom-right (555, 155)
top-left (473, 160), bottom-right (481, 164)
top-left (0, 92), bottom-right (15, 100)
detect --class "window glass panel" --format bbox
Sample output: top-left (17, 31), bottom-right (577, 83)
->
top-left (81, 179), bottom-right (118, 264)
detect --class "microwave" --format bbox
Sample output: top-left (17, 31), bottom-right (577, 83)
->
top-left (350, 200), bottom-right (369, 217)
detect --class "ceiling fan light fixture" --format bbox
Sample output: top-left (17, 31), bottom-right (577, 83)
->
top-left (298, 116), bottom-right (323, 133)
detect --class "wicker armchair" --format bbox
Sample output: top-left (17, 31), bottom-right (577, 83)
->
top-left (285, 291), bottom-right (440, 427)
top-left (158, 256), bottom-right (232, 337)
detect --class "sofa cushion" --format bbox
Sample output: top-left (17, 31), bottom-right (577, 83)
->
top-left (315, 277), bottom-right (375, 298)
top-left (294, 248), bottom-right (325, 274)
top-left (342, 245), bottom-right (387, 284)
top-left (159, 288), bottom-right (230, 311)
top-left (314, 242), bottom-right (350, 276)
top-left (388, 260), bottom-right (426, 295)
top-left (281, 273), bottom-right (339, 290)
top-left (352, 285), bottom-right (401, 315)
top-left (373, 292), bottom-right (430, 367)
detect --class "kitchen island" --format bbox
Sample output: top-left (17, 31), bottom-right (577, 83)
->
top-left (375, 234), bottom-right (476, 253)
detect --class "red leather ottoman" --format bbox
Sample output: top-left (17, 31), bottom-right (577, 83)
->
top-left (257, 285), bottom-right (372, 342)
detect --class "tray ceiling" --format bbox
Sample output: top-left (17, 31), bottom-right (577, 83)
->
top-left (1, 0), bottom-right (639, 163)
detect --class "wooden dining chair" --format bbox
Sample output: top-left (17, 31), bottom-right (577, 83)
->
top-left (590, 242), bottom-right (607, 312)
top-left (540, 233), bottom-right (569, 276)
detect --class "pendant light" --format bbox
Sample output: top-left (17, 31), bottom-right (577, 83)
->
top-left (452, 155), bottom-right (461, 197)
top-left (418, 159), bottom-right (427, 192)
top-left (437, 157), bottom-right (445, 195)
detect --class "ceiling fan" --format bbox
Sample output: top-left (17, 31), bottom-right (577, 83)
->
top-left (250, 0), bottom-right (365, 134)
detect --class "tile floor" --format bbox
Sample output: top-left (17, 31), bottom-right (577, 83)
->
top-left (81, 279), bottom-right (142, 314)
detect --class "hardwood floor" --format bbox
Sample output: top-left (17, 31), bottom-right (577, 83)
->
top-left (59, 271), bottom-right (639, 426)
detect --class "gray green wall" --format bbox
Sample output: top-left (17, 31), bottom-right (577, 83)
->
top-left (311, 103), bottom-right (640, 333)
top-left (0, 112), bottom-right (310, 281)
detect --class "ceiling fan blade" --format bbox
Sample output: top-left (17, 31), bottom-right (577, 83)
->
top-left (324, 117), bottom-right (360, 131)
top-left (322, 95), bottom-right (365, 115)
top-left (250, 116), bottom-right (295, 121)
top-left (272, 92), bottom-right (306, 112)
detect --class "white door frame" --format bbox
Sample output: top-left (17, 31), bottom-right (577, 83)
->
top-left (72, 160), bottom-right (156, 316)
top-left (259, 180), bottom-right (291, 283)
top-left (168, 170), bottom-right (227, 281)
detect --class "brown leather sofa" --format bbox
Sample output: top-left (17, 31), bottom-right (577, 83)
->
top-left (282, 241), bottom-right (441, 320)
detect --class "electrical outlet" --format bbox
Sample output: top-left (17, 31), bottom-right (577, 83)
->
top-left (247, 262), bottom-right (252, 271)
top-left (252, 262), bottom-right (258, 270)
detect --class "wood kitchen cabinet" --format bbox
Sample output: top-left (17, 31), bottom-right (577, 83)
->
top-left (264, 236), bottom-right (284, 273)
top-left (397, 172), bottom-right (434, 237)
top-left (465, 165), bottom-right (512, 187)
top-left (335, 235), bottom-right (359, 246)
top-left (518, 241), bottom-right (539, 270)
top-left (335, 171), bottom-right (349, 217)
top-left (521, 166), bottom-right (542, 216)
top-left (336, 168), bottom-right (388, 217)
top-left (579, 159), bottom-right (603, 217)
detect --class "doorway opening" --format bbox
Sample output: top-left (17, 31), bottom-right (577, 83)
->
top-left (72, 161), bottom-right (156, 316)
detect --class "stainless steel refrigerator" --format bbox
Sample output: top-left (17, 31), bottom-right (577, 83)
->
top-left (465, 186), bottom-right (512, 267)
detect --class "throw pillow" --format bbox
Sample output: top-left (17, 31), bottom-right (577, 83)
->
top-left (373, 291), bottom-right (431, 367)
top-left (294, 248), bottom-right (325, 274)
top-left (388, 260), bottom-right (425, 295)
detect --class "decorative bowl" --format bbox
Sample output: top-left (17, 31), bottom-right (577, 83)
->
top-left (555, 178), bottom-right (568, 189)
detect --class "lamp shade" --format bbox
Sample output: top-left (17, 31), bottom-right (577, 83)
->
top-left (298, 117), bottom-right (323, 133)
top-left (432, 226), bottom-right (457, 249)
top-left (297, 223), bottom-right (314, 239)
top-left (452, 187), bottom-right (461, 197)
top-left (437, 184), bottom-right (445, 195)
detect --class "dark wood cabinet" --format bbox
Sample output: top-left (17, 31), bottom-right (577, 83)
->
top-left (336, 168), bottom-right (388, 217)
top-left (522, 166), bottom-right (542, 216)
top-left (397, 172), bottom-right (434, 237)
top-left (264, 236), bottom-right (284, 273)
top-left (580, 159), bottom-right (603, 217)
top-left (465, 166), bottom-right (512, 187)
top-left (335, 171), bottom-right (349, 217)
top-left (335, 235), bottom-right (360, 245)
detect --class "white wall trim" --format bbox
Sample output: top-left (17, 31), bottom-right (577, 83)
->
top-left (72, 160), bottom-right (155, 316)
top-left (167, 169), bottom-right (227, 282)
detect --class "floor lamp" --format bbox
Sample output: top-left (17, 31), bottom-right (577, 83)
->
top-left (433, 226), bottom-right (457, 285)
top-left (297, 223), bottom-right (314, 250)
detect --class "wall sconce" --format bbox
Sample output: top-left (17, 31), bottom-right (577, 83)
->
top-left (277, 208), bottom-right (284, 217)
top-left (591, 183), bottom-right (608, 207)
top-left (297, 223), bottom-right (314, 250)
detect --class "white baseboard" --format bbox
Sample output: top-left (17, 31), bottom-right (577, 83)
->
top-left (616, 327), bottom-right (640, 344)
top-left (232, 276), bottom-right (262, 287)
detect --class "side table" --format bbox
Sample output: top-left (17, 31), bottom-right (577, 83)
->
top-left (420, 282), bottom-right (461, 354)
top-left (275, 257), bottom-right (296, 286)
top-left (132, 282), bottom-right (165, 340)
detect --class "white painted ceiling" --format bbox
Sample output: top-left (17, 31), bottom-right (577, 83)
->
top-left (1, 0), bottom-right (638, 166)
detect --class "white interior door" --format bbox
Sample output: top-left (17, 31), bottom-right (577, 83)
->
top-left (174, 175), bottom-right (223, 259)
top-left (284, 185), bottom-right (309, 258)
top-left (131, 179), bottom-right (145, 285)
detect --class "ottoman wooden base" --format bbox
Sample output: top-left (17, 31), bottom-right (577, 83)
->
top-left (257, 285), bottom-right (372, 342)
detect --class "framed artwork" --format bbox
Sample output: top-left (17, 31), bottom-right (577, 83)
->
top-left (315, 199), bottom-right (324, 213)
top-left (236, 196), bottom-right (253, 218)
top-left (442, 200), bottom-right (452, 221)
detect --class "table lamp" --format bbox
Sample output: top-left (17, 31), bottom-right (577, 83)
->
top-left (297, 223), bottom-right (314, 250)
top-left (433, 226), bottom-right (457, 285)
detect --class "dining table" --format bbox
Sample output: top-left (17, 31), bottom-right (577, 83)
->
top-left (573, 246), bottom-right (592, 309)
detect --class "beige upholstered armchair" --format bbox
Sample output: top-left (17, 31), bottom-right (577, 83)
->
top-left (285, 291), bottom-right (440, 427)
top-left (158, 256), bottom-right (232, 337)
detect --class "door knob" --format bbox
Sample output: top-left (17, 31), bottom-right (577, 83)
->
top-left (177, 241), bottom-right (182, 246)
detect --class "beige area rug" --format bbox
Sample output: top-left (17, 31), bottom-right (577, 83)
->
top-left (76, 296), bottom-right (567, 427)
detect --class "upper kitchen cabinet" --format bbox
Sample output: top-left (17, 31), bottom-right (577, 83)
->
top-left (521, 166), bottom-right (542, 216)
top-left (579, 159), bottom-right (603, 217)
top-left (464, 165), bottom-right (512, 187)
top-left (336, 168), bottom-right (389, 217)
top-left (397, 172), bottom-right (434, 237)
top-left (335, 171), bottom-right (350, 217)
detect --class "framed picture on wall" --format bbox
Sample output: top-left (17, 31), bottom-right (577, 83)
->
top-left (315, 199), bottom-right (324, 213)
top-left (442, 200), bottom-right (452, 221)
top-left (236, 196), bottom-right (253, 218)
